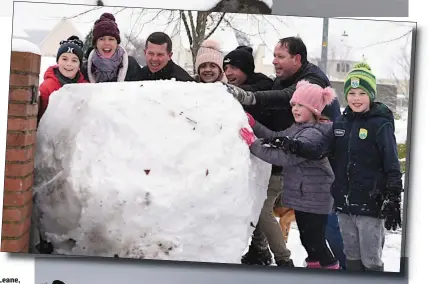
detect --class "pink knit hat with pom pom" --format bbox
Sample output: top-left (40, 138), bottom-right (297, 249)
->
top-left (290, 80), bottom-right (336, 117)
top-left (195, 39), bottom-right (224, 72)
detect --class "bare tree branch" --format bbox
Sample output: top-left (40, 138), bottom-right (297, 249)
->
top-left (188, 11), bottom-right (198, 44)
top-left (205, 13), bottom-right (226, 40)
top-left (180, 11), bottom-right (193, 46)
top-left (65, 6), bottom-right (103, 20)
top-left (356, 30), bottom-right (412, 49)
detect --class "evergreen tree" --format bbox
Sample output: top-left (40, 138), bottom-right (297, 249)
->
top-left (83, 29), bottom-right (93, 60)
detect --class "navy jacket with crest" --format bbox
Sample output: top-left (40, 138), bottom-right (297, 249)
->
top-left (329, 102), bottom-right (403, 218)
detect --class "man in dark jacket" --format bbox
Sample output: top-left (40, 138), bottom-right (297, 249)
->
top-left (234, 37), bottom-right (342, 268)
top-left (223, 46), bottom-right (273, 92)
top-left (223, 45), bottom-right (274, 128)
top-left (140, 32), bottom-right (195, 82)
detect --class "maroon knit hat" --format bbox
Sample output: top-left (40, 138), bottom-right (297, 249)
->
top-left (92, 13), bottom-right (121, 46)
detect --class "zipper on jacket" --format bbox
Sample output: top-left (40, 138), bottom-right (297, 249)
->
top-left (345, 119), bottom-right (355, 208)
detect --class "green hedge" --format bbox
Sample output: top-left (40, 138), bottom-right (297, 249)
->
top-left (398, 143), bottom-right (407, 173)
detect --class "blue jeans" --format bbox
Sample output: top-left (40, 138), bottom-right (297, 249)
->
top-left (325, 212), bottom-right (347, 269)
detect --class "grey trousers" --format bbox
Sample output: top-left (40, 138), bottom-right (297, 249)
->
top-left (252, 175), bottom-right (291, 262)
top-left (337, 213), bottom-right (385, 271)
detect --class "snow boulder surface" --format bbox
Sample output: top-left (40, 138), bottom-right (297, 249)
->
top-left (33, 80), bottom-right (272, 263)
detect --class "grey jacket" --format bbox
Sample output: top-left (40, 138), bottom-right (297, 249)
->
top-left (250, 121), bottom-right (335, 215)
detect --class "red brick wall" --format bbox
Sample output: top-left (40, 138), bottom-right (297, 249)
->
top-left (1, 51), bottom-right (40, 252)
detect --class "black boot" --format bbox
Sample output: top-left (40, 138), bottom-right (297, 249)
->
top-left (241, 243), bottom-right (273, 265)
top-left (276, 259), bottom-right (295, 267)
top-left (35, 238), bottom-right (54, 254)
top-left (363, 263), bottom-right (384, 272)
top-left (346, 259), bottom-right (365, 272)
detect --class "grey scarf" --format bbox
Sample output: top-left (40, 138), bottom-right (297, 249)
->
top-left (90, 46), bottom-right (125, 82)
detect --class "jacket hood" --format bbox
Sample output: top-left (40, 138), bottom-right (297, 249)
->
top-left (343, 102), bottom-right (395, 129)
top-left (43, 65), bottom-right (58, 81)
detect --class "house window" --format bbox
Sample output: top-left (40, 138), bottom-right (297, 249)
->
top-left (346, 64), bottom-right (350, 72)
top-left (336, 63), bottom-right (340, 72)
top-left (341, 64), bottom-right (346, 72)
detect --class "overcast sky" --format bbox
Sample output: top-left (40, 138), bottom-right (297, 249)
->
top-left (12, 1), bottom-right (415, 80)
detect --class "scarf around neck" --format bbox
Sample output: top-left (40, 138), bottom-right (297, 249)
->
top-left (90, 46), bottom-right (125, 82)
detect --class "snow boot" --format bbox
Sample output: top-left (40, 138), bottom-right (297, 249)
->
top-left (276, 259), bottom-right (295, 268)
top-left (346, 259), bottom-right (365, 272)
top-left (241, 244), bottom-right (273, 266)
top-left (321, 261), bottom-right (340, 270)
top-left (305, 259), bottom-right (321, 268)
top-left (363, 263), bottom-right (384, 272)
top-left (35, 239), bottom-right (54, 254)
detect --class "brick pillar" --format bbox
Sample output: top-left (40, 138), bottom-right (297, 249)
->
top-left (1, 50), bottom-right (40, 252)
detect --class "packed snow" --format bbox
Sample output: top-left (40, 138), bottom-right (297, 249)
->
top-left (32, 80), bottom-right (272, 263)
top-left (33, 55), bottom-right (407, 269)
top-left (12, 38), bottom-right (41, 55)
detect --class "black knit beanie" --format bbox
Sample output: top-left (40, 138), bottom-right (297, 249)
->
top-left (56, 35), bottom-right (84, 64)
top-left (223, 45), bottom-right (255, 76)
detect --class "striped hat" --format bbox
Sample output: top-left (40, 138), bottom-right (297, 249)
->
top-left (344, 62), bottom-right (377, 102)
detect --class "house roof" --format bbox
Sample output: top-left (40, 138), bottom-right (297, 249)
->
top-left (24, 29), bottom-right (52, 45)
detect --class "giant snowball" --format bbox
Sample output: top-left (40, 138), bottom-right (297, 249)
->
top-left (32, 80), bottom-right (272, 263)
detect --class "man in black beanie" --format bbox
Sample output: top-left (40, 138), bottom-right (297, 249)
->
top-left (223, 46), bottom-right (273, 92)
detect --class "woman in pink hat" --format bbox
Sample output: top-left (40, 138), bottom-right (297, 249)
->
top-left (194, 39), bottom-right (227, 83)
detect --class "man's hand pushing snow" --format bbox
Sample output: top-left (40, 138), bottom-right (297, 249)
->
top-left (224, 83), bottom-right (256, 105)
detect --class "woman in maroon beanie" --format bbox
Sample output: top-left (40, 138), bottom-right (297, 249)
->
top-left (81, 13), bottom-right (141, 83)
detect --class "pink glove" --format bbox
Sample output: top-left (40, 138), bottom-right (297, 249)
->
top-left (246, 112), bottom-right (255, 128)
top-left (240, 128), bottom-right (256, 146)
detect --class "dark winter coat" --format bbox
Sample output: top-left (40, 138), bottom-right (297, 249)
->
top-left (250, 121), bottom-right (335, 215)
top-left (140, 60), bottom-right (195, 82)
top-left (330, 102), bottom-right (403, 218)
top-left (38, 65), bottom-right (88, 122)
top-left (239, 72), bottom-right (274, 92)
top-left (240, 72), bottom-right (276, 129)
top-left (252, 61), bottom-right (341, 131)
top-left (80, 47), bottom-right (142, 83)
top-left (250, 61), bottom-right (341, 174)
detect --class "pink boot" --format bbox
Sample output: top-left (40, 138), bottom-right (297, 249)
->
top-left (322, 261), bottom-right (340, 270)
top-left (305, 260), bottom-right (321, 268)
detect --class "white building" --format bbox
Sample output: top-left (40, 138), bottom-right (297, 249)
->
top-left (23, 18), bottom-right (84, 57)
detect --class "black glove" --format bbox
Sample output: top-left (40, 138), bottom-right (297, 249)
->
top-left (379, 191), bottom-right (402, 231)
top-left (260, 136), bottom-right (301, 153)
top-left (261, 136), bottom-right (290, 149)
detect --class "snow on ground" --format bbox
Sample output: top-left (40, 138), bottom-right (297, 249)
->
top-left (242, 218), bottom-right (402, 272)
top-left (394, 107), bottom-right (409, 144)
top-left (32, 80), bottom-right (272, 263)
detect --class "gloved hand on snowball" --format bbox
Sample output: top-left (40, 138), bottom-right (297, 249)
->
top-left (224, 83), bottom-right (256, 105)
top-left (245, 112), bottom-right (302, 154)
top-left (240, 128), bottom-right (256, 146)
top-left (246, 112), bottom-right (256, 128)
